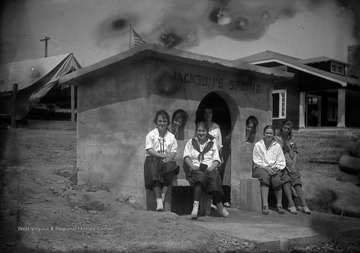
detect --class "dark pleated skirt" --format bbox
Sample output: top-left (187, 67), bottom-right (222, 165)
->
top-left (144, 156), bottom-right (180, 190)
top-left (186, 168), bottom-right (224, 195)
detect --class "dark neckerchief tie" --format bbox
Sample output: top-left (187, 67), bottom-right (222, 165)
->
top-left (191, 138), bottom-right (214, 162)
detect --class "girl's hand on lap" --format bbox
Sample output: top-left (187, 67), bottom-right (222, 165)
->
top-left (191, 165), bottom-right (199, 171)
top-left (205, 167), bottom-right (213, 173)
top-left (271, 167), bottom-right (278, 174)
top-left (162, 157), bottom-right (170, 163)
top-left (265, 166), bottom-right (274, 175)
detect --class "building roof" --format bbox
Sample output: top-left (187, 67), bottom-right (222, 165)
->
top-left (0, 53), bottom-right (81, 118)
top-left (235, 50), bottom-right (360, 87)
top-left (59, 44), bottom-right (293, 86)
top-left (239, 51), bottom-right (301, 63)
top-left (0, 53), bottom-right (81, 92)
top-left (299, 56), bottom-right (347, 65)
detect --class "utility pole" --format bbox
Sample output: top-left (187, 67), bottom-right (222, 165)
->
top-left (11, 83), bottom-right (18, 130)
top-left (40, 36), bottom-right (50, 57)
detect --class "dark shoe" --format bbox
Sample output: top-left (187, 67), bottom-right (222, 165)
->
top-left (262, 206), bottom-right (269, 215)
top-left (277, 206), bottom-right (285, 214)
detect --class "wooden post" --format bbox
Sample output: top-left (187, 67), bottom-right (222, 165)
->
top-left (40, 36), bottom-right (50, 57)
top-left (71, 85), bottom-right (75, 122)
top-left (11, 83), bottom-right (18, 129)
top-left (299, 92), bottom-right (306, 128)
top-left (337, 89), bottom-right (346, 127)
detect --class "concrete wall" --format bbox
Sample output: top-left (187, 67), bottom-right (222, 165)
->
top-left (76, 56), bottom-right (273, 209)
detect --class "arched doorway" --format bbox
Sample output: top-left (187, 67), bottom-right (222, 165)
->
top-left (195, 92), bottom-right (232, 138)
top-left (195, 92), bottom-right (234, 204)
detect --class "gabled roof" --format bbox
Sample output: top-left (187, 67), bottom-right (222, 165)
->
top-left (299, 56), bottom-right (347, 65)
top-left (235, 50), bottom-right (360, 87)
top-left (239, 51), bottom-right (301, 63)
top-left (0, 53), bottom-right (82, 119)
top-left (0, 53), bottom-right (81, 93)
top-left (59, 44), bottom-right (293, 86)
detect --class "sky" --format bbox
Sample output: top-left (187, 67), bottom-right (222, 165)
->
top-left (1, 0), bottom-right (359, 67)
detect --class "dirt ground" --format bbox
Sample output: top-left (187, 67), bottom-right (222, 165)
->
top-left (0, 128), bottom-right (360, 253)
top-left (294, 132), bottom-right (360, 217)
top-left (0, 129), bottom-right (257, 253)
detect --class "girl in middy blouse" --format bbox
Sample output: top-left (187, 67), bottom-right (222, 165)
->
top-left (183, 121), bottom-right (229, 219)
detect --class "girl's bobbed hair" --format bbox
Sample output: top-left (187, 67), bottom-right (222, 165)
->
top-left (153, 110), bottom-right (170, 126)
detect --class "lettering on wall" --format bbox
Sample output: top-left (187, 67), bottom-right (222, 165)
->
top-left (170, 71), bottom-right (261, 94)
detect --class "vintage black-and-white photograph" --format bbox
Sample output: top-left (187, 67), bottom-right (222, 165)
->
top-left (1, 0), bottom-right (360, 252)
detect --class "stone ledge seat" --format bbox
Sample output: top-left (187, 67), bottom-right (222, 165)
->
top-left (169, 177), bottom-right (212, 217)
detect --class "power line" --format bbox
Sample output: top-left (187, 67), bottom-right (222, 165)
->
top-left (3, 32), bottom-right (113, 59)
top-left (40, 36), bottom-right (50, 57)
top-left (51, 37), bottom-right (112, 59)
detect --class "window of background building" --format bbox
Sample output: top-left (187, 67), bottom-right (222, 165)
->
top-left (331, 62), bottom-right (345, 75)
top-left (272, 89), bottom-right (287, 119)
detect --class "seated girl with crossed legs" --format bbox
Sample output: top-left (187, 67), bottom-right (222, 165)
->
top-left (183, 121), bottom-right (229, 219)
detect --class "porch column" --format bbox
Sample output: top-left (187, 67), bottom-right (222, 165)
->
top-left (337, 89), bottom-right (346, 127)
top-left (299, 92), bottom-right (306, 128)
top-left (71, 85), bottom-right (75, 122)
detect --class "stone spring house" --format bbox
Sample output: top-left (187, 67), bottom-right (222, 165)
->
top-left (236, 50), bottom-right (360, 130)
top-left (59, 44), bottom-right (293, 212)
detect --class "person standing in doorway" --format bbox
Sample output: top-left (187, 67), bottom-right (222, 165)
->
top-left (144, 110), bottom-right (180, 211)
top-left (204, 107), bottom-right (222, 154)
top-left (203, 107), bottom-right (231, 207)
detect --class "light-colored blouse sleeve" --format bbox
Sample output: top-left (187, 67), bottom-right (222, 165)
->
top-left (218, 128), bottom-right (223, 149)
top-left (168, 134), bottom-right (178, 154)
top-left (215, 128), bottom-right (222, 149)
top-left (183, 139), bottom-right (193, 160)
top-left (145, 131), bottom-right (154, 151)
top-left (211, 144), bottom-right (221, 163)
top-left (253, 142), bottom-right (266, 168)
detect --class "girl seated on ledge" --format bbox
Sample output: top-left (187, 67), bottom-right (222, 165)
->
top-left (252, 125), bottom-right (288, 215)
top-left (144, 110), bottom-right (179, 211)
top-left (183, 121), bottom-right (229, 219)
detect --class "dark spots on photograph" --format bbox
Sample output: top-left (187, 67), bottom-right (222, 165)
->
top-left (281, 8), bottom-right (296, 18)
top-left (111, 18), bottom-right (127, 31)
top-left (232, 17), bottom-right (249, 31)
top-left (209, 8), bottom-right (222, 23)
top-left (160, 33), bottom-right (183, 48)
top-left (260, 11), bottom-right (270, 20)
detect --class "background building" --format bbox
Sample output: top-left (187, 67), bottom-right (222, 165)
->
top-left (237, 51), bottom-right (360, 130)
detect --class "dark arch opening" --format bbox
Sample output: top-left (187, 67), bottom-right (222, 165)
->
top-left (195, 92), bottom-right (232, 204)
top-left (195, 92), bottom-right (231, 139)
